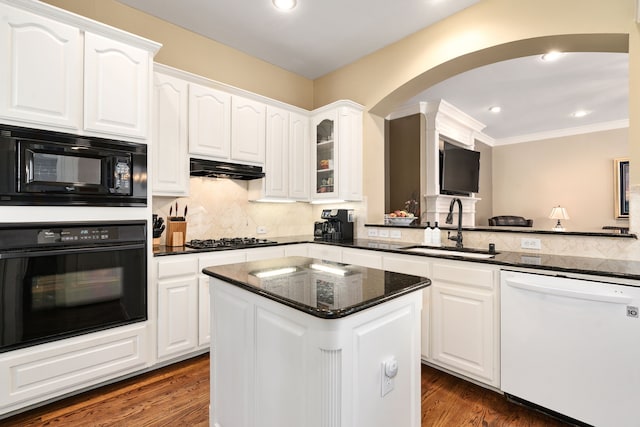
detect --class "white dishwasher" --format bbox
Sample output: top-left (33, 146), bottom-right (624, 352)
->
top-left (501, 270), bottom-right (640, 427)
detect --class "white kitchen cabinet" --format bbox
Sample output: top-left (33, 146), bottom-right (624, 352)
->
top-left (188, 82), bottom-right (231, 159)
top-left (84, 32), bottom-right (150, 139)
top-left (308, 243), bottom-right (342, 263)
top-left (197, 251), bottom-right (247, 347)
top-left (264, 105), bottom-right (289, 198)
top-left (156, 256), bottom-right (199, 360)
top-left (284, 243), bottom-right (309, 257)
top-left (0, 323), bottom-right (148, 416)
top-left (245, 245), bottom-right (286, 261)
top-left (231, 95), bottom-right (265, 164)
top-left (311, 100), bottom-right (363, 201)
top-left (382, 254), bottom-right (432, 358)
top-left (248, 107), bottom-right (310, 201)
top-left (342, 247), bottom-right (383, 269)
top-left (289, 111), bottom-right (310, 200)
top-left (429, 260), bottom-right (499, 387)
top-left (0, 3), bottom-right (81, 130)
top-left (152, 72), bottom-right (189, 196)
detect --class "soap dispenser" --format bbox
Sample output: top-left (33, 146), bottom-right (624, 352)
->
top-left (423, 221), bottom-right (432, 245)
top-left (432, 221), bottom-right (442, 246)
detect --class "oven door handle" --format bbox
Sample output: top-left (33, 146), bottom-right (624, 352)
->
top-left (0, 243), bottom-right (146, 259)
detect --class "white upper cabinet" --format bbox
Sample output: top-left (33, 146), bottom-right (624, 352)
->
top-left (188, 82), bottom-right (231, 159)
top-left (84, 32), bottom-right (150, 139)
top-left (288, 111), bottom-right (310, 200)
top-left (264, 105), bottom-right (289, 198)
top-left (311, 100), bottom-right (363, 201)
top-left (247, 107), bottom-right (310, 201)
top-left (231, 95), bottom-right (265, 165)
top-left (0, 4), bottom-right (81, 130)
top-left (152, 72), bottom-right (189, 196)
top-left (0, 2), bottom-right (159, 139)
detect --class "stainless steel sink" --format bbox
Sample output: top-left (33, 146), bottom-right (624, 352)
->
top-left (400, 246), bottom-right (497, 259)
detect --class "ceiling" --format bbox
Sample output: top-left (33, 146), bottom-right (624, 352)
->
top-left (117, 0), bottom-right (629, 142)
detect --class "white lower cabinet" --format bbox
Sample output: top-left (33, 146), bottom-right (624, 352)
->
top-left (308, 243), bottom-right (343, 262)
top-left (0, 323), bottom-right (148, 416)
top-left (342, 247), bottom-right (383, 269)
top-left (428, 260), bottom-right (499, 387)
top-left (156, 256), bottom-right (199, 360)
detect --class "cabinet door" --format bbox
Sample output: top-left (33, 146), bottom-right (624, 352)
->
top-left (231, 95), bottom-right (265, 164)
top-left (0, 4), bottom-right (81, 130)
top-left (152, 72), bottom-right (189, 195)
top-left (157, 277), bottom-right (198, 359)
top-left (337, 106), bottom-right (363, 201)
top-left (288, 111), bottom-right (310, 200)
top-left (84, 32), bottom-right (150, 139)
top-left (264, 106), bottom-right (289, 197)
top-left (188, 83), bottom-right (231, 159)
top-left (429, 262), bottom-right (498, 386)
top-left (312, 110), bottom-right (337, 199)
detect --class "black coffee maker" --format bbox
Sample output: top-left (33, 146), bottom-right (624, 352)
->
top-left (314, 209), bottom-right (354, 241)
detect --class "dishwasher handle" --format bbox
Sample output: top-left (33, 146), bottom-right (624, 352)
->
top-left (505, 277), bottom-right (633, 304)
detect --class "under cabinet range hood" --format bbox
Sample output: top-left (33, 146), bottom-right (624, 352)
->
top-left (189, 158), bottom-right (265, 180)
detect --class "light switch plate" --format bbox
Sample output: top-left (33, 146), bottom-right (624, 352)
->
top-left (378, 229), bottom-right (389, 238)
top-left (390, 230), bottom-right (402, 239)
top-left (368, 228), bottom-right (379, 237)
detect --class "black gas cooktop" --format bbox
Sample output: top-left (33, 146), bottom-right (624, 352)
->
top-left (185, 237), bottom-right (277, 250)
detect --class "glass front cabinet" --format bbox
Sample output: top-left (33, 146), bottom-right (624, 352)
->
top-left (311, 101), bottom-right (363, 201)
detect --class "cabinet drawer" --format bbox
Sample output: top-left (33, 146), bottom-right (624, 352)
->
top-left (157, 256), bottom-right (198, 279)
top-left (308, 244), bottom-right (342, 263)
top-left (0, 324), bottom-right (148, 413)
top-left (199, 251), bottom-right (247, 270)
top-left (432, 262), bottom-right (495, 289)
top-left (245, 246), bottom-right (286, 262)
top-left (383, 255), bottom-right (430, 277)
top-left (342, 248), bottom-right (382, 269)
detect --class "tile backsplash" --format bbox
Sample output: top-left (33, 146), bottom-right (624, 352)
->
top-left (153, 177), bottom-right (314, 243)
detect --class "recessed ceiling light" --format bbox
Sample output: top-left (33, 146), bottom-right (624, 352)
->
top-left (272, 0), bottom-right (297, 10)
top-left (488, 106), bottom-right (501, 113)
top-left (571, 110), bottom-right (590, 118)
top-left (541, 51), bottom-right (563, 62)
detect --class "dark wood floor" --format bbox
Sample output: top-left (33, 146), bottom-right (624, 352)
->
top-left (3, 353), bottom-right (568, 426)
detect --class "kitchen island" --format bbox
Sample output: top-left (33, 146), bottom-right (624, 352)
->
top-left (203, 256), bottom-right (430, 427)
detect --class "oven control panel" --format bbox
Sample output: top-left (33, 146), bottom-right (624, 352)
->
top-left (38, 227), bottom-right (112, 244)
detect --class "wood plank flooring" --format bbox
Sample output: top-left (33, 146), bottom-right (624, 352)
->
top-left (3, 353), bottom-right (569, 426)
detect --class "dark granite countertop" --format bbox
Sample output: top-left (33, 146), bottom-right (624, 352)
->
top-left (203, 256), bottom-right (431, 319)
top-left (155, 235), bottom-right (640, 282)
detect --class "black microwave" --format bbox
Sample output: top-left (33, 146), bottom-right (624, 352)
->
top-left (0, 125), bottom-right (147, 206)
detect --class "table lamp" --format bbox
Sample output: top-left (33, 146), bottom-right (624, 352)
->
top-left (549, 206), bottom-right (569, 231)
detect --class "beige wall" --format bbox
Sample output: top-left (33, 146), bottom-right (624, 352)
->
top-left (41, 0), bottom-right (314, 110)
top-left (312, 0), bottom-right (637, 231)
top-left (491, 127), bottom-right (629, 231)
top-left (42, 0), bottom-right (640, 250)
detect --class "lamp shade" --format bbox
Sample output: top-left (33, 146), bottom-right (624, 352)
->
top-left (549, 206), bottom-right (570, 220)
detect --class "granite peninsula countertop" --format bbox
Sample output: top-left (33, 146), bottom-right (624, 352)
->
top-left (155, 236), bottom-right (640, 282)
top-left (202, 256), bottom-right (431, 319)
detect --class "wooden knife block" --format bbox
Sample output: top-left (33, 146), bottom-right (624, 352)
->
top-left (166, 219), bottom-right (187, 247)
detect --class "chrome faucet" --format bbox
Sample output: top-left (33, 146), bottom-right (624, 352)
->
top-left (445, 198), bottom-right (463, 248)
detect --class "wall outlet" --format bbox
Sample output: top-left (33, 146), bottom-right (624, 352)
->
top-left (256, 226), bottom-right (268, 234)
top-left (368, 228), bottom-right (379, 237)
top-left (390, 230), bottom-right (402, 239)
top-left (521, 238), bottom-right (541, 250)
top-left (378, 229), bottom-right (389, 238)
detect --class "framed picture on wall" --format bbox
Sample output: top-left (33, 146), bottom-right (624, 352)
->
top-left (614, 158), bottom-right (629, 218)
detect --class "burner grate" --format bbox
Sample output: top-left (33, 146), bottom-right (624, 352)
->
top-left (185, 237), bottom-right (277, 250)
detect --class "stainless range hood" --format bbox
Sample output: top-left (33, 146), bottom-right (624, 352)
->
top-left (189, 158), bottom-right (265, 180)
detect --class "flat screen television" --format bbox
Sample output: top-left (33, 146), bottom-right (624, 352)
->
top-left (439, 142), bottom-right (480, 196)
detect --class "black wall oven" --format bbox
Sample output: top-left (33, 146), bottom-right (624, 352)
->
top-left (0, 124), bottom-right (147, 206)
top-left (0, 221), bottom-right (147, 353)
